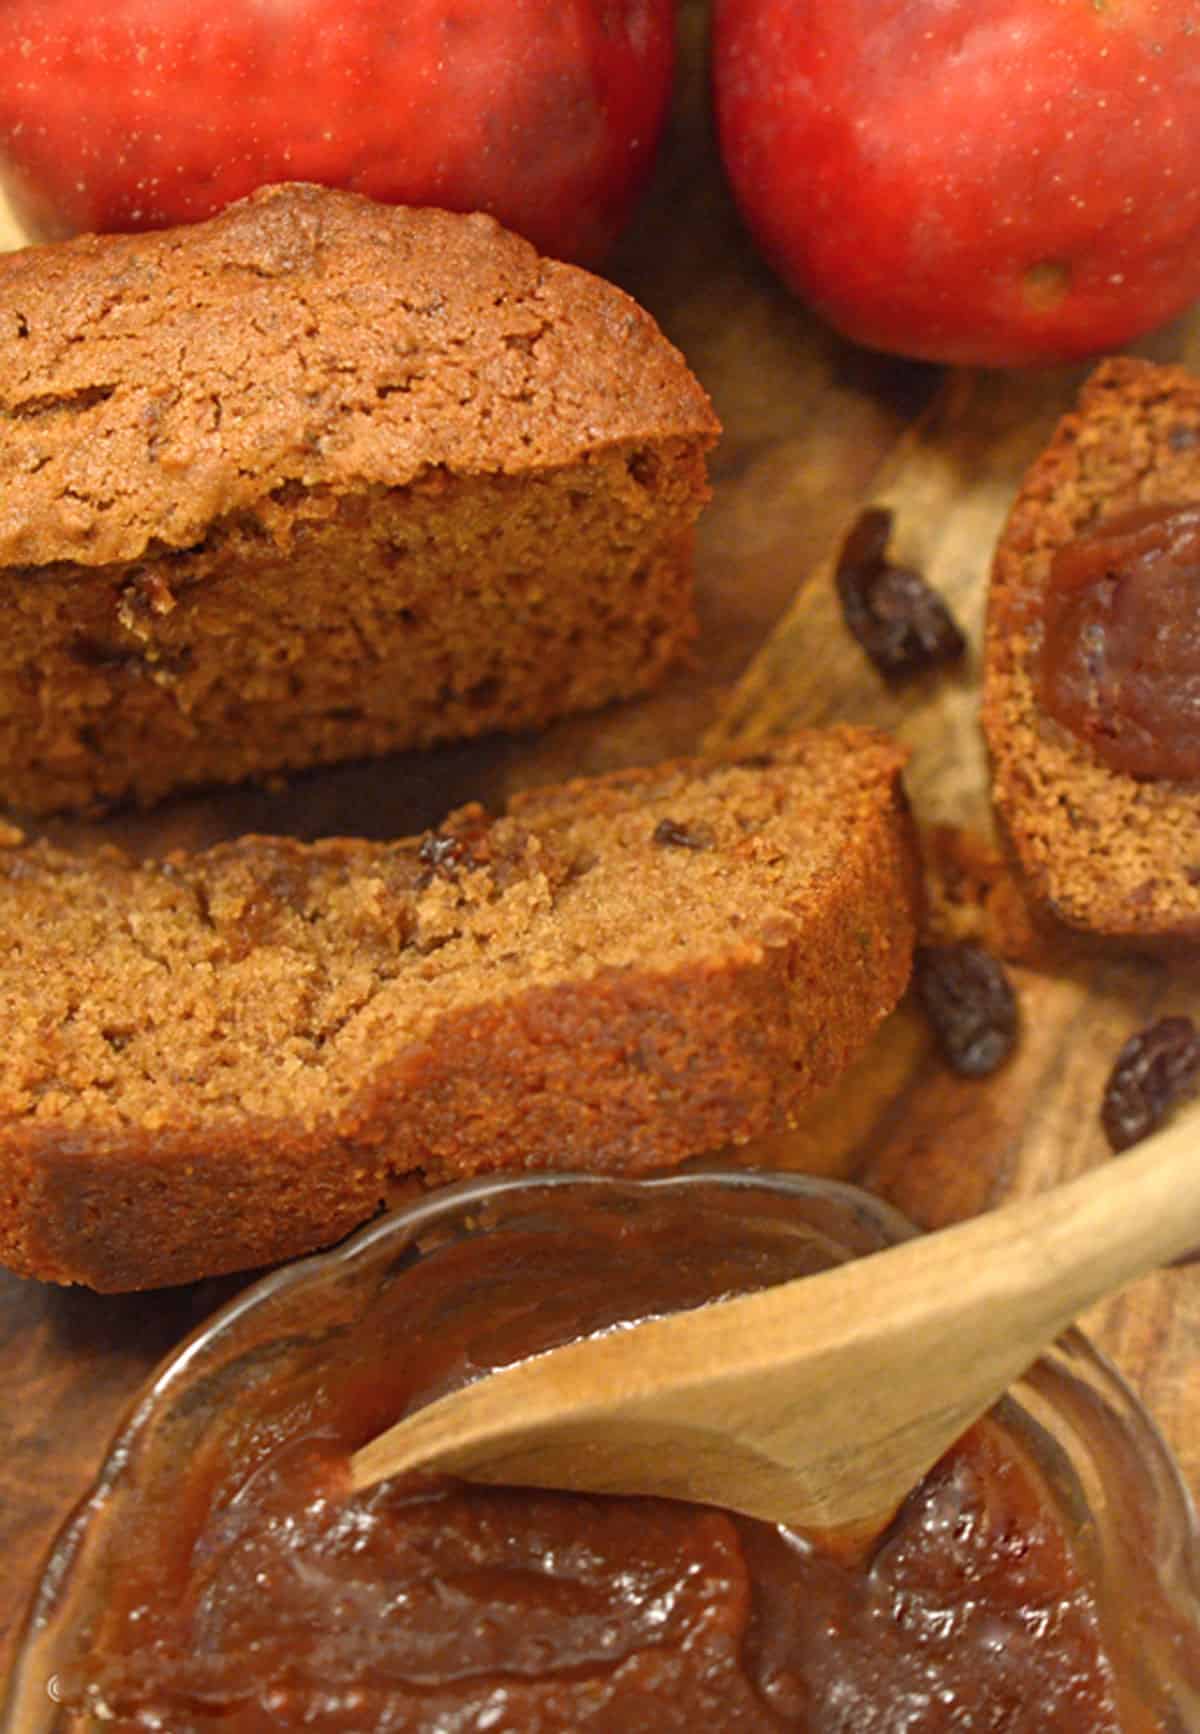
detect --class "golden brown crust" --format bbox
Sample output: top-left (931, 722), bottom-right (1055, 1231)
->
top-left (0, 181), bottom-right (718, 569)
top-left (0, 727), bottom-right (919, 1291)
top-left (982, 357), bottom-right (1200, 940)
top-left (0, 183), bottom-right (720, 814)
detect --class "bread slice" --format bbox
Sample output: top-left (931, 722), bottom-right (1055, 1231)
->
top-left (0, 727), bottom-right (918, 1290)
top-left (0, 182), bottom-right (719, 815)
top-left (983, 357), bottom-right (1200, 940)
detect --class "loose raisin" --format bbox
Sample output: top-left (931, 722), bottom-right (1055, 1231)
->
top-left (652, 817), bottom-right (714, 850)
top-left (1100, 1015), bottom-right (1200, 1153)
top-left (914, 943), bottom-right (1018, 1078)
top-left (835, 506), bottom-right (966, 680)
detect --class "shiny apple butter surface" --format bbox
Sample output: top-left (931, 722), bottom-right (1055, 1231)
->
top-left (42, 1185), bottom-right (1138, 1733)
top-left (1038, 500), bottom-right (1200, 780)
top-left (50, 1417), bottom-right (1128, 1733)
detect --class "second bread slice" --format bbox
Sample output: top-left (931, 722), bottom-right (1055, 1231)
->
top-left (0, 727), bottom-right (917, 1291)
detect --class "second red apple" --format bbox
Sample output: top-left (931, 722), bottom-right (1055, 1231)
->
top-left (713, 0), bottom-right (1200, 366)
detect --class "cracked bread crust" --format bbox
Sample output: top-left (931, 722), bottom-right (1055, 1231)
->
top-left (0, 727), bottom-right (919, 1290)
top-left (0, 181), bottom-right (716, 568)
top-left (0, 182), bottom-right (719, 813)
top-left (983, 357), bottom-right (1200, 941)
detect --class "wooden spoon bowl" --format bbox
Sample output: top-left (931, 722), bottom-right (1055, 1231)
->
top-left (350, 1108), bottom-right (1200, 1538)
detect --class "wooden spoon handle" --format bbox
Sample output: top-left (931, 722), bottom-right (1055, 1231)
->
top-left (350, 1109), bottom-right (1200, 1531)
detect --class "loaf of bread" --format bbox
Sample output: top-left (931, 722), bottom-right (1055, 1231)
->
top-left (983, 357), bottom-right (1200, 940)
top-left (0, 727), bottom-right (918, 1290)
top-left (0, 182), bottom-right (719, 815)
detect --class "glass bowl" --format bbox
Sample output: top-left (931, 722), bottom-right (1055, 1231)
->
top-left (4, 1169), bottom-right (1199, 1732)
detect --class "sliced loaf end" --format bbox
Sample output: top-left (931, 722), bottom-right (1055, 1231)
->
top-left (983, 356), bottom-right (1200, 940)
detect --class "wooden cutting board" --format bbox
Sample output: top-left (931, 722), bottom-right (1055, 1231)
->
top-left (1, 0), bottom-right (1198, 1678)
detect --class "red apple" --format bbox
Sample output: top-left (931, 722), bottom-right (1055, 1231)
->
top-left (712, 0), bottom-right (1200, 366)
top-left (0, 0), bottom-right (676, 265)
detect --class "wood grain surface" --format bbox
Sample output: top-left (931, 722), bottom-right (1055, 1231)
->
top-left (1, 0), bottom-right (1198, 1688)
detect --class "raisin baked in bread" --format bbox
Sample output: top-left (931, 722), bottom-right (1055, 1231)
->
top-left (0, 727), bottom-right (918, 1290)
top-left (983, 357), bottom-right (1200, 940)
top-left (0, 181), bottom-right (718, 815)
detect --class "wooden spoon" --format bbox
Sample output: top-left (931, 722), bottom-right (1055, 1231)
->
top-left (350, 1108), bottom-right (1200, 1540)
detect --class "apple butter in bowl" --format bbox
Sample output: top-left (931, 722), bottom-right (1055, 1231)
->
top-left (4, 1171), bottom-right (1199, 1731)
